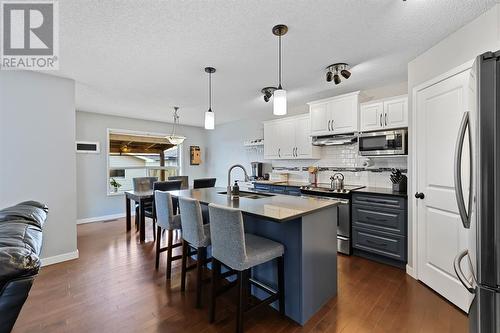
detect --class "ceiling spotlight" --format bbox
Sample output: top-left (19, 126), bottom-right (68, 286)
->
top-left (341, 69), bottom-right (351, 79)
top-left (261, 87), bottom-right (277, 103)
top-left (326, 71), bottom-right (333, 82)
top-left (326, 63), bottom-right (351, 85)
top-left (333, 73), bottom-right (341, 85)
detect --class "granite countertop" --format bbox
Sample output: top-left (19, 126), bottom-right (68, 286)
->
top-left (253, 180), bottom-right (310, 188)
top-left (169, 187), bottom-right (339, 222)
top-left (352, 186), bottom-right (408, 198)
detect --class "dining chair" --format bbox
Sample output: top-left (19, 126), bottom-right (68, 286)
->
top-left (144, 180), bottom-right (182, 242)
top-left (132, 177), bottom-right (158, 231)
top-left (168, 176), bottom-right (189, 189)
top-left (193, 178), bottom-right (217, 189)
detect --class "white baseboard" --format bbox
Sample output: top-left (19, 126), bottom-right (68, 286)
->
top-left (41, 250), bottom-right (79, 267)
top-left (77, 212), bottom-right (133, 224)
top-left (406, 264), bottom-right (417, 279)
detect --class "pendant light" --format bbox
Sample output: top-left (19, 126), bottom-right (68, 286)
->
top-left (165, 106), bottom-right (186, 145)
top-left (204, 67), bottom-right (216, 130)
top-left (272, 24), bottom-right (288, 116)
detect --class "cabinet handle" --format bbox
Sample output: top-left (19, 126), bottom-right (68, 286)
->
top-left (295, 147), bottom-right (298, 157)
top-left (366, 239), bottom-right (388, 247)
top-left (278, 148), bottom-right (281, 158)
top-left (385, 113), bottom-right (387, 126)
top-left (327, 120), bottom-right (331, 131)
top-left (380, 114), bottom-right (383, 127)
top-left (366, 216), bottom-right (387, 222)
top-left (331, 120), bottom-right (334, 131)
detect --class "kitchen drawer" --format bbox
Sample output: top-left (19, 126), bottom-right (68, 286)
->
top-left (352, 193), bottom-right (406, 210)
top-left (270, 186), bottom-right (286, 194)
top-left (352, 205), bottom-right (406, 235)
top-left (352, 227), bottom-right (406, 261)
top-left (254, 184), bottom-right (271, 192)
top-left (285, 187), bottom-right (301, 196)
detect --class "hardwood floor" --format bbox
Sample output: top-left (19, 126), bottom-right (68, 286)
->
top-left (13, 218), bottom-right (468, 333)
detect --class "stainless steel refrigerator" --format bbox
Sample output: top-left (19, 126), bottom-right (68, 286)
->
top-left (453, 50), bottom-right (500, 332)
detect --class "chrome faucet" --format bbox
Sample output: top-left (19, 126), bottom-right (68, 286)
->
top-left (227, 164), bottom-right (249, 197)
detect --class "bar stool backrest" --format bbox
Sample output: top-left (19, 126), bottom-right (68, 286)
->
top-left (193, 178), bottom-right (217, 189)
top-left (208, 204), bottom-right (246, 269)
top-left (154, 190), bottom-right (176, 230)
top-left (178, 197), bottom-right (208, 247)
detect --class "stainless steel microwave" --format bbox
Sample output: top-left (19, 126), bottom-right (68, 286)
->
top-left (358, 129), bottom-right (407, 156)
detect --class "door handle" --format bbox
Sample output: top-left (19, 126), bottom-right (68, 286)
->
top-left (454, 112), bottom-right (472, 229)
top-left (414, 192), bottom-right (425, 199)
top-left (453, 249), bottom-right (476, 294)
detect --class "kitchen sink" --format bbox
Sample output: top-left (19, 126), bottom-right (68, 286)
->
top-left (217, 191), bottom-right (274, 199)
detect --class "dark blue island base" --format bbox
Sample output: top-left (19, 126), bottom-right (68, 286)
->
top-left (244, 206), bottom-right (338, 325)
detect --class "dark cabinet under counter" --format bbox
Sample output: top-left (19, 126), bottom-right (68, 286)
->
top-left (351, 191), bottom-right (408, 269)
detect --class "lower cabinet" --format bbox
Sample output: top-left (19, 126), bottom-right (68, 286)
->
top-left (352, 192), bottom-right (408, 268)
top-left (253, 183), bottom-right (301, 196)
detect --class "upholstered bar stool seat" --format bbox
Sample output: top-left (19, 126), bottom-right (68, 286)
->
top-left (208, 203), bottom-right (285, 333)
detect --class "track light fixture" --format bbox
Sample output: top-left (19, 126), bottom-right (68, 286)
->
top-left (326, 63), bottom-right (351, 85)
top-left (261, 87), bottom-right (277, 103)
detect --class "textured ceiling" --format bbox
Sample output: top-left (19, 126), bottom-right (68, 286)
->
top-left (50, 0), bottom-right (495, 127)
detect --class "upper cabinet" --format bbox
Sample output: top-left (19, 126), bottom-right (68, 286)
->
top-left (360, 95), bottom-right (408, 132)
top-left (308, 91), bottom-right (361, 136)
top-left (263, 114), bottom-right (320, 160)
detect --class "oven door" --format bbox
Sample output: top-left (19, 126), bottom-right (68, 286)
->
top-left (359, 130), bottom-right (407, 156)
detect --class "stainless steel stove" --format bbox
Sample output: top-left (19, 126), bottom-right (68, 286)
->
top-left (300, 183), bottom-right (365, 255)
top-left (300, 183), bottom-right (365, 196)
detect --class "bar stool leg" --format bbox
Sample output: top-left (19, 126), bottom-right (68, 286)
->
top-left (196, 247), bottom-right (206, 308)
top-left (236, 269), bottom-right (248, 333)
top-left (166, 230), bottom-right (174, 280)
top-left (277, 255), bottom-right (285, 316)
top-left (209, 259), bottom-right (220, 323)
top-left (180, 240), bottom-right (188, 292)
top-left (155, 226), bottom-right (162, 269)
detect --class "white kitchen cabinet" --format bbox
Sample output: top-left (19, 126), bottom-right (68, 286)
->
top-left (263, 114), bottom-right (320, 160)
top-left (308, 91), bottom-right (360, 136)
top-left (384, 97), bottom-right (408, 129)
top-left (360, 102), bottom-right (384, 132)
top-left (360, 95), bottom-right (408, 132)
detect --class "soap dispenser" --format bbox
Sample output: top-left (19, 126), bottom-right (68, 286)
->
top-left (232, 180), bottom-right (240, 200)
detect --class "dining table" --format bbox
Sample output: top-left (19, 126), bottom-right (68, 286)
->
top-left (125, 190), bottom-right (153, 242)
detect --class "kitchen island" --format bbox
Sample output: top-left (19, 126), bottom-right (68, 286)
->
top-left (169, 187), bottom-right (339, 325)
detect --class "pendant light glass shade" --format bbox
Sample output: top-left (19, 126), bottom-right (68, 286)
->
top-left (166, 107), bottom-right (186, 145)
top-left (273, 89), bottom-right (287, 116)
top-left (204, 110), bottom-right (215, 130)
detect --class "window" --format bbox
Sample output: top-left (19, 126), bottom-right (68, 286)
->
top-left (107, 130), bottom-right (182, 195)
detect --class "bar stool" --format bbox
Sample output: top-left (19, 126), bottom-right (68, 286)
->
top-left (178, 197), bottom-right (212, 308)
top-left (207, 203), bottom-right (285, 333)
top-left (154, 191), bottom-right (182, 279)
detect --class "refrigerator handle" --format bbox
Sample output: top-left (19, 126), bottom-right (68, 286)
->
top-left (453, 249), bottom-right (476, 294)
top-left (454, 111), bottom-right (472, 229)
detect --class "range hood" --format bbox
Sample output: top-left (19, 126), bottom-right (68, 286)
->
top-left (312, 134), bottom-right (358, 146)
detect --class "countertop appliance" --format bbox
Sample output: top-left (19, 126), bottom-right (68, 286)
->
top-left (250, 162), bottom-right (271, 181)
top-left (300, 183), bottom-right (365, 255)
top-left (358, 128), bottom-right (407, 156)
top-left (453, 51), bottom-right (500, 333)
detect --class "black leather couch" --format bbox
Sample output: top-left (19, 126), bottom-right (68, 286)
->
top-left (0, 201), bottom-right (47, 333)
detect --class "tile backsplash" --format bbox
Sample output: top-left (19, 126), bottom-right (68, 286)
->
top-left (270, 144), bottom-right (408, 189)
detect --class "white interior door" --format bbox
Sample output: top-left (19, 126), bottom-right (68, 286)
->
top-left (416, 68), bottom-right (473, 312)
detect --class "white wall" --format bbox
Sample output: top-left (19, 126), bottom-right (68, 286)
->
top-left (406, 4), bottom-right (500, 276)
top-left (206, 82), bottom-right (408, 185)
top-left (0, 71), bottom-right (77, 262)
top-left (76, 111), bottom-right (209, 220)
